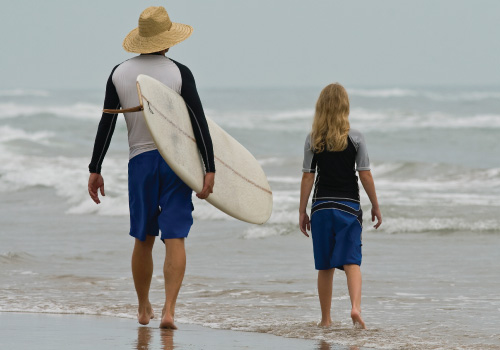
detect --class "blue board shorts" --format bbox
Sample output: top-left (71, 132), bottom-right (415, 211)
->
top-left (310, 200), bottom-right (363, 270)
top-left (128, 150), bottom-right (193, 241)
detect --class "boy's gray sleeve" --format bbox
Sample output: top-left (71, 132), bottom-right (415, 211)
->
top-left (352, 130), bottom-right (370, 171)
top-left (302, 134), bottom-right (317, 173)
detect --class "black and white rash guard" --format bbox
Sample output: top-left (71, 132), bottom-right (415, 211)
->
top-left (302, 129), bottom-right (370, 202)
top-left (89, 54), bottom-right (215, 174)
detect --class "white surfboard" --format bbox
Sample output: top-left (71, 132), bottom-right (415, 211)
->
top-left (136, 74), bottom-right (272, 224)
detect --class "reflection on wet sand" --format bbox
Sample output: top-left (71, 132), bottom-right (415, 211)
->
top-left (135, 326), bottom-right (175, 350)
top-left (136, 327), bottom-right (152, 350)
top-left (318, 340), bottom-right (331, 350)
top-left (317, 340), bottom-right (360, 350)
top-left (160, 329), bottom-right (175, 350)
top-left (135, 325), bottom-right (363, 350)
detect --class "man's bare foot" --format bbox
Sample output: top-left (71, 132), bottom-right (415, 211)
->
top-left (351, 309), bottom-right (366, 329)
top-left (137, 304), bottom-right (155, 325)
top-left (160, 310), bottom-right (177, 329)
top-left (318, 318), bottom-right (332, 327)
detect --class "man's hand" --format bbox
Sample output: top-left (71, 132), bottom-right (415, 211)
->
top-left (196, 172), bottom-right (215, 199)
top-left (372, 207), bottom-right (382, 229)
top-left (299, 212), bottom-right (311, 237)
top-left (88, 173), bottom-right (105, 204)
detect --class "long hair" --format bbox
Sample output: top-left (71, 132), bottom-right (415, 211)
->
top-left (311, 83), bottom-right (350, 152)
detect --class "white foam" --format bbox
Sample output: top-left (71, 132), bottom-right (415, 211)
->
top-left (414, 112), bottom-right (500, 129)
top-left (0, 144), bottom-right (129, 216)
top-left (243, 225), bottom-right (291, 239)
top-left (209, 106), bottom-right (500, 132)
top-left (372, 163), bottom-right (500, 206)
top-left (256, 157), bottom-right (295, 167)
top-left (20, 271), bottom-right (38, 275)
top-left (270, 109), bottom-right (314, 120)
top-left (348, 88), bottom-right (500, 101)
top-left (268, 176), bottom-right (301, 184)
top-left (4, 97), bottom-right (483, 136)
top-left (0, 251), bottom-right (34, 264)
top-left (0, 125), bottom-right (54, 144)
top-left (0, 102), bottom-right (101, 120)
top-left (1, 134), bottom-right (498, 229)
top-left (1, 125), bottom-right (498, 229)
top-left (350, 108), bottom-right (500, 130)
top-left (66, 196), bottom-right (129, 216)
top-left (206, 109), bottom-right (313, 132)
top-left (0, 89), bottom-right (50, 97)
top-left (369, 162), bottom-right (407, 176)
top-left (368, 217), bottom-right (500, 234)
top-left (424, 91), bottom-right (500, 101)
top-left (348, 88), bottom-right (418, 98)
top-left (395, 292), bottom-right (427, 296)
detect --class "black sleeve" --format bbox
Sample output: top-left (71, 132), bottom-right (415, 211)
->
top-left (88, 65), bottom-right (121, 174)
top-left (171, 60), bottom-right (216, 173)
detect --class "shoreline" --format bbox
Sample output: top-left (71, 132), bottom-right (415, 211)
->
top-left (0, 312), bottom-right (368, 350)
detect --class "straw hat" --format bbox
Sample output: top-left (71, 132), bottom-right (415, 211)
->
top-left (123, 6), bottom-right (193, 54)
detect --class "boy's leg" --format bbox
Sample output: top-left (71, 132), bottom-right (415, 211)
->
top-left (344, 264), bottom-right (366, 329)
top-left (160, 238), bottom-right (186, 329)
top-left (318, 268), bottom-right (335, 327)
top-left (132, 235), bottom-right (156, 325)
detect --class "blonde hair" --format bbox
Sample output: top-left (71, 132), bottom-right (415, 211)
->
top-left (311, 83), bottom-right (350, 152)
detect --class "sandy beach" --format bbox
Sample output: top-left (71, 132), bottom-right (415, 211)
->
top-left (1, 312), bottom-right (362, 350)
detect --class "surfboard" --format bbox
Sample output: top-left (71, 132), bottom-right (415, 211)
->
top-left (136, 74), bottom-right (273, 225)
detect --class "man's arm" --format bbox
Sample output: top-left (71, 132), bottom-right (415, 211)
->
top-left (88, 65), bottom-right (121, 204)
top-left (89, 65), bottom-right (121, 174)
top-left (171, 60), bottom-right (215, 174)
top-left (170, 60), bottom-right (215, 199)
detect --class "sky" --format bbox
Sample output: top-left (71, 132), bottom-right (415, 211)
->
top-left (2, 0), bottom-right (500, 89)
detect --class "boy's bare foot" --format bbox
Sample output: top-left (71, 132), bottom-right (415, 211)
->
top-left (351, 309), bottom-right (365, 329)
top-left (160, 310), bottom-right (177, 329)
top-left (137, 304), bottom-right (155, 325)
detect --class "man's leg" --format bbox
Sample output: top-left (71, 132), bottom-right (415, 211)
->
top-left (160, 238), bottom-right (186, 329)
top-left (318, 268), bottom-right (335, 327)
top-left (132, 235), bottom-right (156, 325)
top-left (344, 264), bottom-right (366, 329)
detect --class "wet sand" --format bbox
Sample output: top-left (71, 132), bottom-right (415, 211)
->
top-left (0, 312), bottom-right (366, 350)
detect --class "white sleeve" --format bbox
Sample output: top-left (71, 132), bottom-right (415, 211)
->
top-left (302, 134), bottom-right (316, 173)
top-left (350, 129), bottom-right (370, 171)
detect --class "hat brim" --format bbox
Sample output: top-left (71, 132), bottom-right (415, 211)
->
top-left (122, 22), bottom-right (193, 54)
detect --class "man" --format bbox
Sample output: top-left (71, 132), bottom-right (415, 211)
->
top-left (88, 6), bottom-right (215, 329)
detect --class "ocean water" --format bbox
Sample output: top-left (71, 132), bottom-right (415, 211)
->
top-left (1, 86), bottom-right (499, 349)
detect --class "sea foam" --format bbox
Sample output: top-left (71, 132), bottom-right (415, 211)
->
top-left (0, 125), bottom-right (54, 143)
top-left (348, 88), bottom-right (500, 101)
top-left (0, 89), bottom-right (50, 97)
top-left (0, 102), bottom-right (101, 120)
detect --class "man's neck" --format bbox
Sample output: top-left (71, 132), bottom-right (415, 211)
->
top-left (141, 49), bottom-right (168, 56)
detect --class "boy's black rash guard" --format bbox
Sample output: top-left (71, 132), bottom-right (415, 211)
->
top-left (302, 129), bottom-right (370, 202)
top-left (89, 55), bottom-right (215, 174)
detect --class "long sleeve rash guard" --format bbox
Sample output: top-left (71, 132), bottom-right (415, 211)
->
top-left (89, 55), bottom-right (215, 174)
